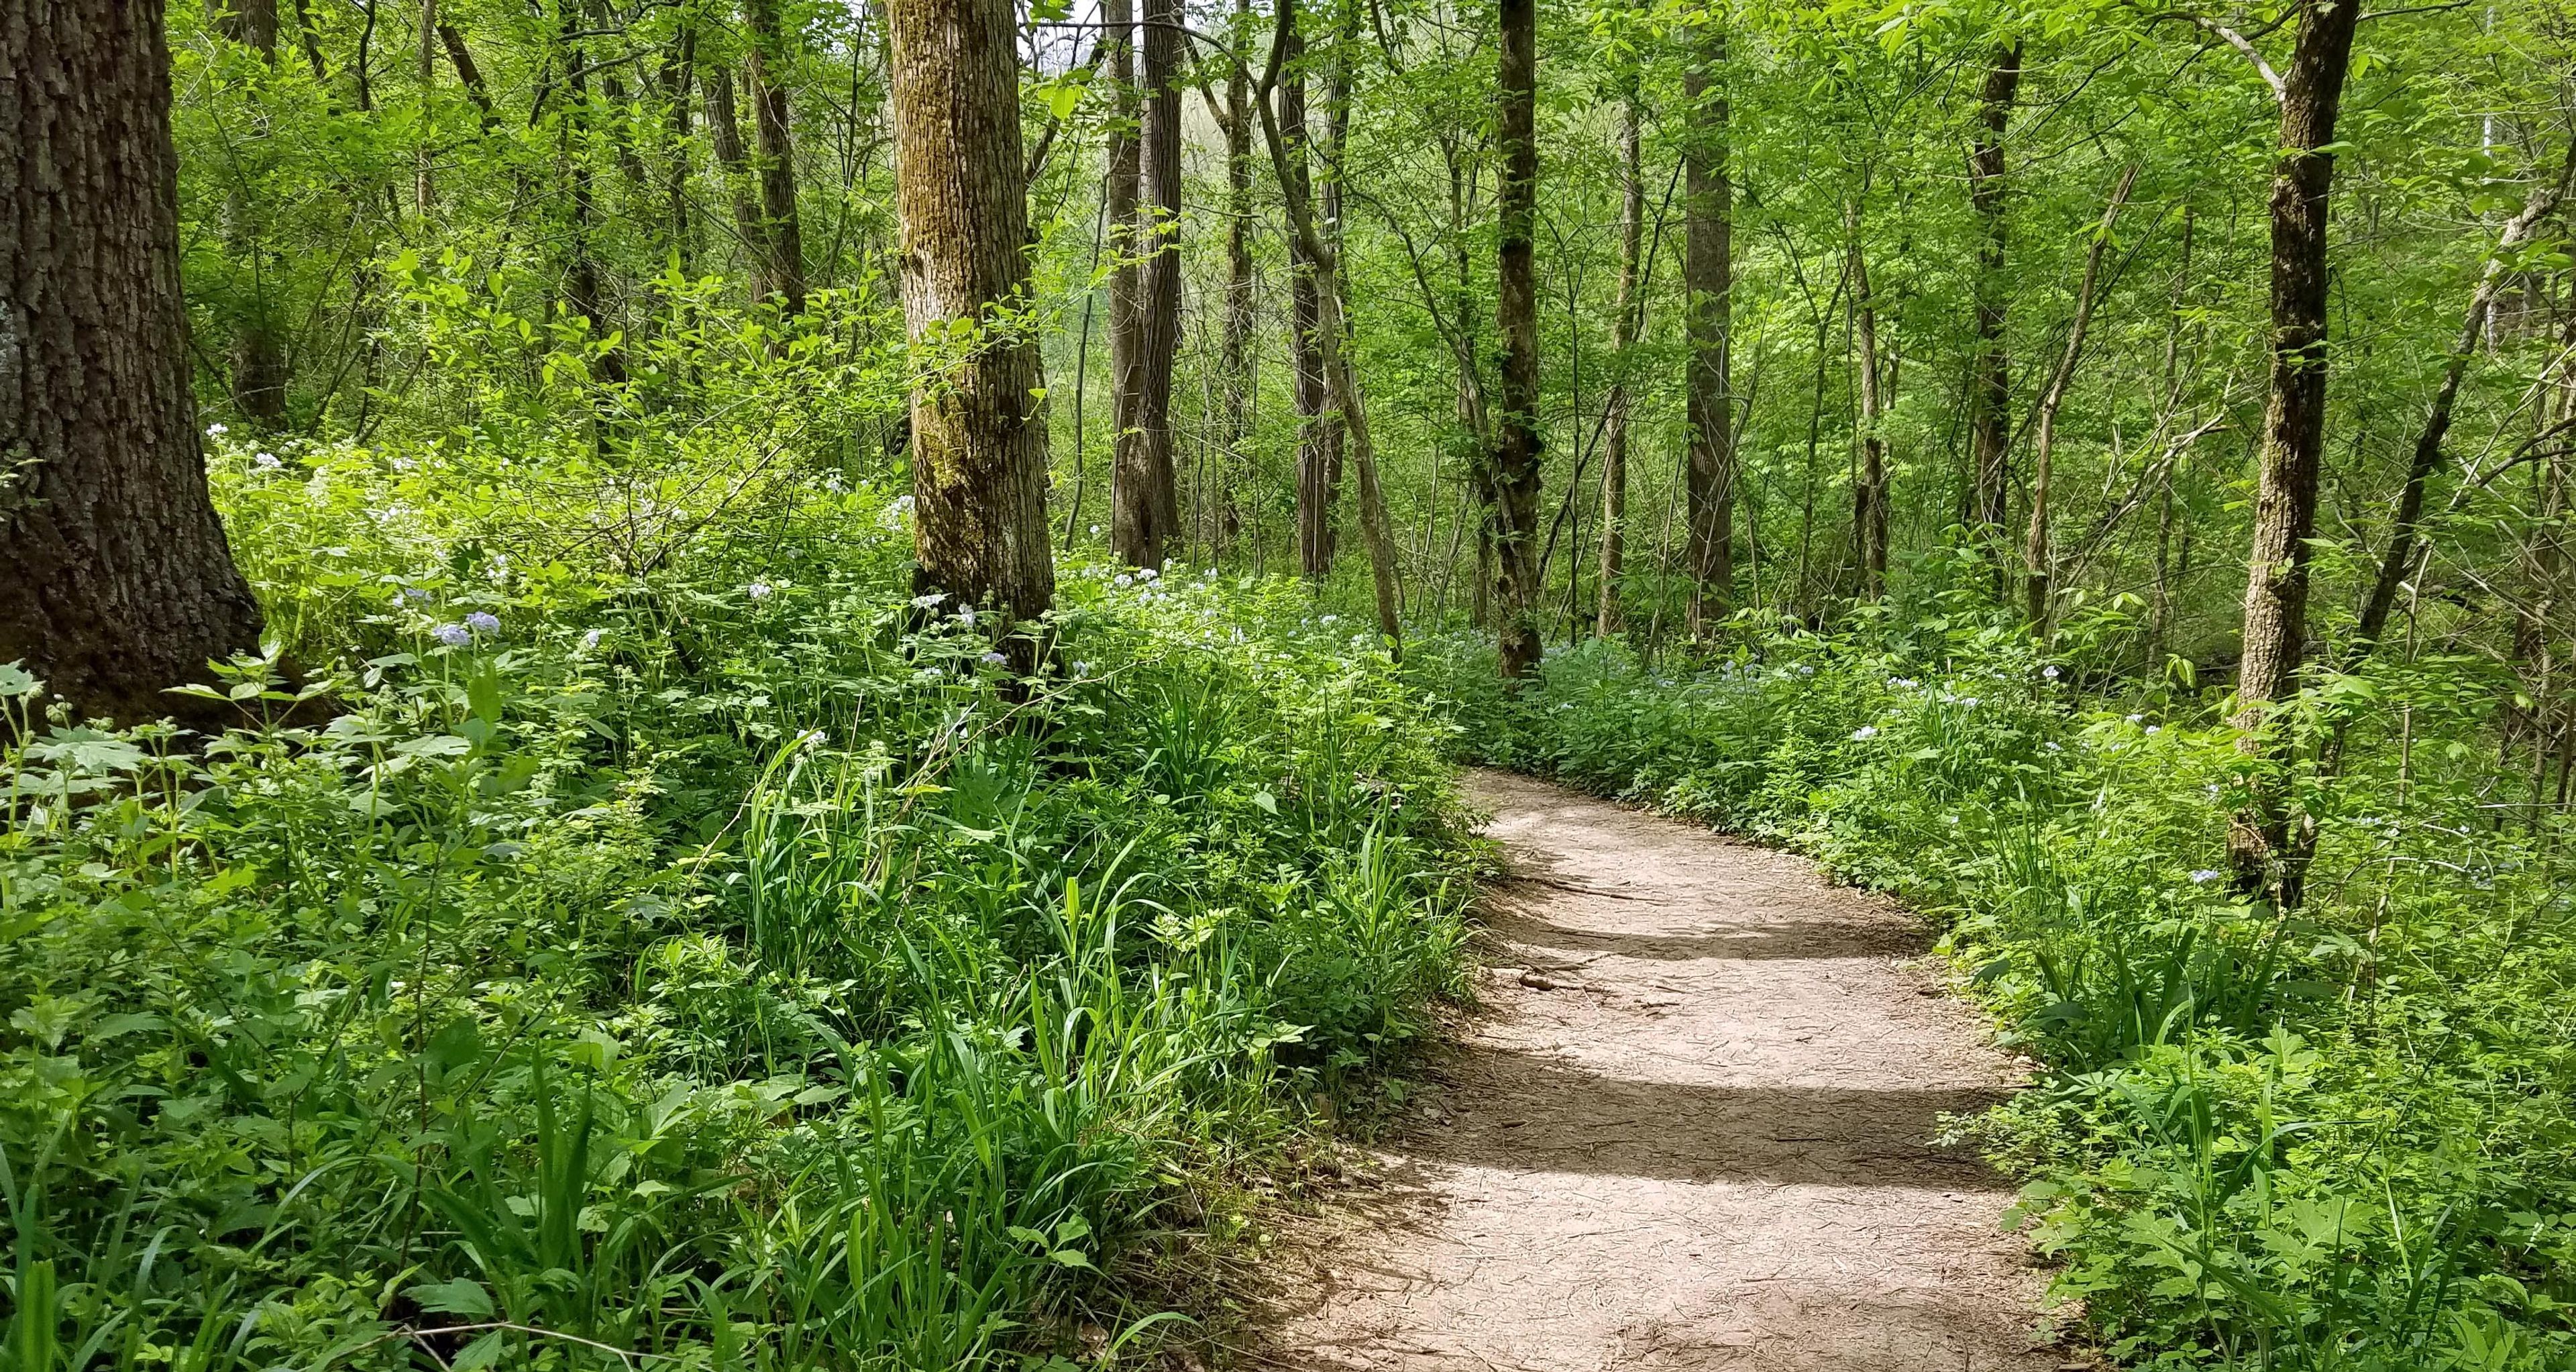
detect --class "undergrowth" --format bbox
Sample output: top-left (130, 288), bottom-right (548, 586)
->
top-left (1, 439), bottom-right (1472, 1370)
top-left (1420, 574), bottom-right (2576, 1372)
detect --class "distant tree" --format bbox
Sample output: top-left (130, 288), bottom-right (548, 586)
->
top-left (1, 0), bottom-right (267, 723)
top-left (1487, 0), bottom-right (1542, 678)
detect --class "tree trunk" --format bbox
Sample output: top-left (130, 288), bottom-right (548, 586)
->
top-left (1112, 0), bottom-right (1183, 567)
top-left (2, 0), bottom-right (268, 722)
top-left (2024, 164), bottom-right (2137, 632)
top-left (1488, 0), bottom-right (1542, 678)
top-left (1216, 0), bottom-right (1255, 551)
top-left (1848, 195), bottom-right (1888, 601)
top-left (745, 0), bottom-right (808, 317)
top-left (1597, 94), bottom-right (1646, 636)
top-left (1966, 42), bottom-right (2022, 582)
top-left (2227, 0), bottom-right (2364, 906)
top-left (1282, 16), bottom-right (1342, 580)
top-left (887, 0), bottom-right (1055, 634)
top-left (1255, 0), bottom-right (1399, 649)
top-left (219, 0), bottom-right (290, 429)
top-left (2351, 146), bottom-right (2575, 662)
top-left (705, 67), bottom-right (777, 305)
top-left (1682, 24), bottom-right (1734, 634)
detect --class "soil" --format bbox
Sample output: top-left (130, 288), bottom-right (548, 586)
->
top-left (1250, 770), bottom-right (2073, 1371)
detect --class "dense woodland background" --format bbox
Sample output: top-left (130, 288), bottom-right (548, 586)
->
top-left (6, 0), bottom-right (2576, 1366)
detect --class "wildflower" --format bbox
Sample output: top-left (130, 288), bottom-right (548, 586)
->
top-left (1138, 566), bottom-right (1159, 582)
top-left (747, 581), bottom-right (773, 600)
top-left (797, 728), bottom-right (828, 751)
top-left (892, 494), bottom-right (916, 514)
top-left (1851, 725), bottom-right (1880, 741)
top-left (2043, 741), bottom-right (2063, 753)
top-left (464, 611), bottom-right (500, 633)
top-left (399, 586), bottom-right (432, 603)
top-left (1114, 574), bottom-right (1133, 588)
top-left (2042, 665), bottom-right (2060, 680)
top-left (206, 423), bottom-right (228, 437)
top-left (1960, 696), bottom-right (1980, 708)
top-left (582, 628), bottom-right (605, 649)
top-left (2144, 725), bottom-right (2161, 737)
top-left (1089, 524), bottom-right (1102, 536)
top-left (1892, 677), bottom-right (1918, 689)
top-left (1071, 660), bottom-right (1095, 676)
top-left (2188, 869), bottom-right (2224, 884)
top-left (2126, 713), bottom-right (2144, 725)
top-left (956, 606), bottom-right (978, 627)
top-left (912, 592), bottom-right (949, 609)
top-left (432, 623), bottom-right (471, 647)
top-left (1320, 614), bottom-right (1338, 626)
top-left (979, 651), bottom-right (1008, 667)
top-left (254, 452), bottom-right (282, 470)
top-left (824, 473), bottom-right (847, 494)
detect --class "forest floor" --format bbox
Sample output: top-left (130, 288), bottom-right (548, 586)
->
top-left (1250, 770), bottom-right (2078, 1371)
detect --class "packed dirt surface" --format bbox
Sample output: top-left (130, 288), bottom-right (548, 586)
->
top-left (1254, 770), bottom-right (2069, 1371)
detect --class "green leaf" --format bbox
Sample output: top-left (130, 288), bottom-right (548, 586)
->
top-left (407, 1277), bottom-right (495, 1319)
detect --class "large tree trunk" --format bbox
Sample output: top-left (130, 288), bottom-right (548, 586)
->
top-left (2, 0), bottom-right (267, 722)
top-left (2024, 164), bottom-right (2137, 632)
top-left (1848, 195), bottom-right (1888, 601)
top-left (1102, 0), bottom-right (1143, 541)
top-left (888, 0), bottom-right (1055, 634)
top-left (1966, 42), bottom-right (2023, 582)
top-left (1112, 0), bottom-right (1183, 567)
top-left (2351, 147), bottom-right (2575, 662)
top-left (1489, 0), bottom-right (1543, 678)
top-left (1597, 94), bottom-right (1646, 636)
top-left (745, 0), bottom-right (808, 317)
top-left (1282, 17), bottom-right (1342, 580)
top-left (1215, 0), bottom-right (1256, 551)
top-left (2226, 0), bottom-right (2363, 906)
top-left (1682, 25), bottom-right (1734, 634)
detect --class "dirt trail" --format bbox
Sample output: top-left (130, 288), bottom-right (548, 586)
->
top-left (1256, 770), bottom-right (2067, 1371)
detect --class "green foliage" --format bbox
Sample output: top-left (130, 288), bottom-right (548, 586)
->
top-left (1421, 611), bottom-right (2576, 1371)
top-left (2, 435), bottom-right (1470, 1369)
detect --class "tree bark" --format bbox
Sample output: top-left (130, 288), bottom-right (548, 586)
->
top-left (1488, 0), bottom-right (1543, 678)
top-left (1597, 94), bottom-right (1646, 636)
top-left (1112, 0), bottom-right (1183, 567)
top-left (219, 0), bottom-right (290, 429)
top-left (1682, 23), bottom-right (1734, 634)
top-left (745, 0), bottom-right (808, 317)
top-left (1966, 42), bottom-right (2022, 581)
top-left (1848, 195), bottom-right (1888, 601)
top-left (1218, 0), bottom-right (1255, 551)
top-left (2, 0), bottom-right (268, 722)
top-left (2227, 0), bottom-right (2363, 906)
top-left (887, 0), bottom-right (1055, 633)
top-left (2350, 145), bottom-right (2575, 662)
top-left (2024, 163), bottom-right (2137, 632)
top-left (704, 66), bottom-right (778, 306)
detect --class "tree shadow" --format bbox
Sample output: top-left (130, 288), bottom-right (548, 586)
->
top-left (1415, 1048), bottom-right (2012, 1190)
top-left (1491, 909), bottom-right (1925, 961)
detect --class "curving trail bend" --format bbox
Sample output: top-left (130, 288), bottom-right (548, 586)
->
top-left (1256, 770), bottom-right (2072, 1371)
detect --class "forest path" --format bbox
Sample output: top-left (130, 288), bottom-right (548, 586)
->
top-left (1252, 770), bottom-right (2068, 1371)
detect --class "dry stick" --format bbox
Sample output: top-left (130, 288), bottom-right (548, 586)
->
top-left (2023, 163), bottom-right (2139, 635)
top-left (2348, 140), bottom-right (2576, 664)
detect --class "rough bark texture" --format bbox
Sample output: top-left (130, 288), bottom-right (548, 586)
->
top-left (1216, 0), bottom-right (1255, 551)
top-left (1282, 15), bottom-right (1342, 580)
top-left (2024, 164), bottom-right (2137, 631)
top-left (888, 0), bottom-right (1055, 633)
top-left (1597, 96), bottom-right (1646, 637)
top-left (1849, 201), bottom-right (1888, 602)
top-left (1489, 0), bottom-right (1543, 679)
top-left (745, 0), bottom-right (808, 317)
top-left (1683, 26), bottom-right (1734, 634)
top-left (2228, 0), bottom-right (2363, 905)
top-left (1, 0), bottom-right (268, 721)
top-left (1112, 0), bottom-right (1183, 568)
top-left (1966, 42), bottom-right (2022, 574)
